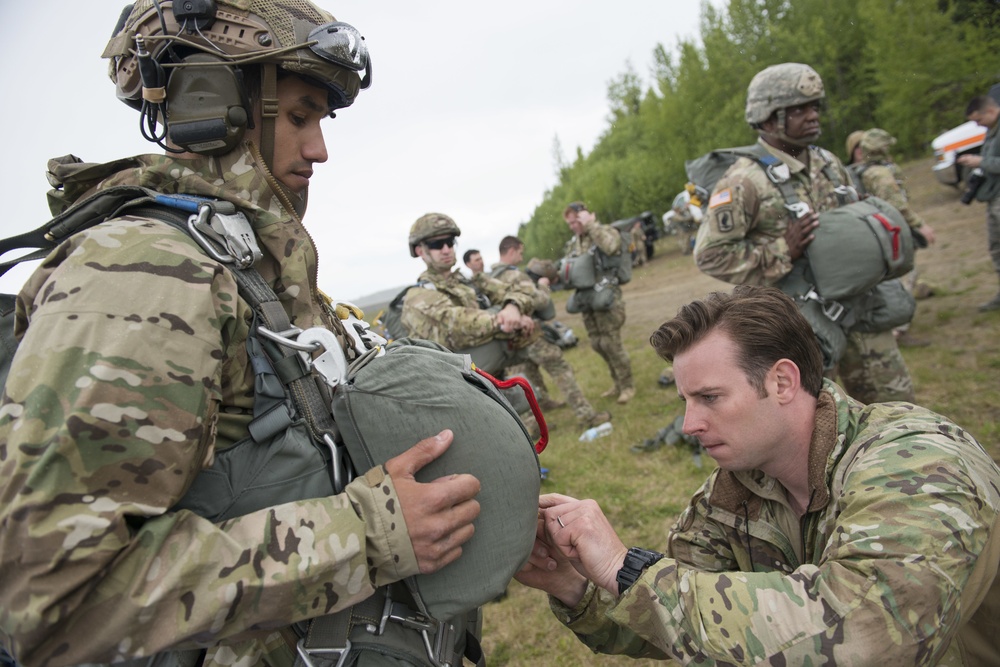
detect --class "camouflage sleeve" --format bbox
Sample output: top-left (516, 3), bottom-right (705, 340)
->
top-left (863, 167), bottom-right (926, 230)
top-left (694, 172), bottom-right (794, 286)
top-left (493, 270), bottom-right (550, 313)
top-left (585, 222), bottom-right (623, 256)
top-left (477, 274), bottom-right (536, 316)
top-left (0, 221), bottom-right (416, 667)
top-left (400, 284), bottom-right (499, 350)
top-left (563, 427), bottom-right (999, 665)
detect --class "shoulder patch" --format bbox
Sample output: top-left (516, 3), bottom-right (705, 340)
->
top-left (716, 210), bottom-right (734, 233)
top-left (709, 189), bottom-right (733, 209)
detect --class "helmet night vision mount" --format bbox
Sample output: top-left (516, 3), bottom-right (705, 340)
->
top-left (105, 0), bottom-right (372, 161)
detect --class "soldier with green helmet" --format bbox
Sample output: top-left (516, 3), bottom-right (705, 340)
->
top-left (693, 62), bottom-right (915, 404)
top-left (401, 213), bottom-right (538, 369)
top-left (0, 3), bottom-right (484, 666)
top-left (517, 285), bottom-right (1000, 665)
top-left (851, 128), bottom-right (938, 328)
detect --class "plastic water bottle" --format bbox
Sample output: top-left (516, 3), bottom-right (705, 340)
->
top-left (579, 421), bottom-right (613, 442)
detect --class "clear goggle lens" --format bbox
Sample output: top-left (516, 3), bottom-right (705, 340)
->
top-left (308, 22), bottom-right (372, 89)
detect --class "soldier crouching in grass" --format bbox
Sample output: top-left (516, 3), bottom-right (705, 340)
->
top-left (517, 285), bottom-right (1000, 666)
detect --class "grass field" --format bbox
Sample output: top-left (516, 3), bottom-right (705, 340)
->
top-left (479, 156), bottom-right (1000, 666)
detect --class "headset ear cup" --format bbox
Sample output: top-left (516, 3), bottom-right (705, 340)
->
top-left (165, 54), bottom-right (250, 155)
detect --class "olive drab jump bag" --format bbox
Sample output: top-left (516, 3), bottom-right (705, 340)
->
top-left (0, 184), bottom-right (547, 667)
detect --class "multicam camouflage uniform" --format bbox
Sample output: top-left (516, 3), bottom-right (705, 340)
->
top-left (0, 151), bottom-right (417, 667)
top-left (671, 204), bottom-right (700, 255)
top-left (630, 224), bottom-right (647, 266)
top-left (563, 221), bottom-right (634, 396)
top-left (400, 268), bottom-right (536, 355)
top-left (695, 138), bottom-right (915, 404)
top-left (853, 130), bottom-right (928, 235)
top-left (490, 263), bottom-right (603, 426)
top-left (551, 380), bottom-right (1000, 665)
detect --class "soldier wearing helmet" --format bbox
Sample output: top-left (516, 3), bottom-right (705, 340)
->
top-left (400, 213), bottom-right (538, 371)
top-left (694, 63), bottom-right (916, 404)
top-left (845, 130), bottom-right (866, 165)
top-left (0, 3), bottom-right (483, 667)
top-left (850, 128), bottom-right (939, 344)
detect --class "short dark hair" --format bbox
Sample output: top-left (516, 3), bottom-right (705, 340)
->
top-left (649, 286), bottom-right (824, 397)
top-left (563, 201), bottom-right (587, 217)
top-left (462, 249), bottom-right (481, 265)
top-left (498, 235), bottom-right (523, 256)
top-left (966, 95), bottom-right (999, 116)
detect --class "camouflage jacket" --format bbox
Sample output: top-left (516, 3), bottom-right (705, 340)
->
top-left (489, 263), bottom-right (552, 313)
top-left (0, 146), bottom-right (417, 667)
top-left (694, 138), bottom-right (851, 286)
top-left (400, 268), bottom-right (536, 351)
top-left (851, 160), bottom-right (927, 231)
top-left (551, 380), bottom-right (1000, 665)
top-left (562, 220), bottom-right (627, 303)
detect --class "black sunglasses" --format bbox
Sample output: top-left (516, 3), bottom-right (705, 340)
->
top-left (424, 237), bottom-right (457, 250)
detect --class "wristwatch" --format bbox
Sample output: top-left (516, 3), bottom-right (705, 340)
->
top-left (616, 546), bottom-right (665, 595)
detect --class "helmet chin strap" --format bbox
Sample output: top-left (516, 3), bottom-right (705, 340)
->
top-left (260, 63), bottom-right (279, 169)
top-left (760, 109), bottom-right (821, 149)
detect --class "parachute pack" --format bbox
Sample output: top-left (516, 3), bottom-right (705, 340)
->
top-left (686, 142), bottom-right (916, 369)
top-left (0, 187), bottom-right (545, 667)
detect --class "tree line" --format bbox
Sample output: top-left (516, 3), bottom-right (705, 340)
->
top-left (519, 0), bottom-right (1000, 260)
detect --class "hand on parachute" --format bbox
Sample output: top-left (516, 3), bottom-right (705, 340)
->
top-left (385, 429), bottom-right (481, 574)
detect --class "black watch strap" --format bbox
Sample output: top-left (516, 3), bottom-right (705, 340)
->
top-left (616, 547), bottom-right (665, 595)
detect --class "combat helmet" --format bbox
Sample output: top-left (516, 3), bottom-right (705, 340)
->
top-left (745, 63), bottom-right (824, 125)
top-left (860, 128), bottom-right (896, 161)
top-left (409, 213), bottom-right (462, 257)
top-left (845, 130), bottom-right (866, 164)
top-left (104, 0), bottom-right (371, 161)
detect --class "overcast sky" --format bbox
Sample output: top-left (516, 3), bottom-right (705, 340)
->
top-left (0, 0), bottom-right (705, 302)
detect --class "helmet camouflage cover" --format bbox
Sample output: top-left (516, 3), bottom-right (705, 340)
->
top-left (409, 213), bottom-right (462, 257)
top-left (526, 258), bottom-right (558, 281)
top-left (860, 128), bottom-right (896, 161)
top-left (845, 130), bottom-right (866, 161)
top-left (745, 62), bottom-right (824, 125)
top-left (104, 0), bottom-right (367, 111)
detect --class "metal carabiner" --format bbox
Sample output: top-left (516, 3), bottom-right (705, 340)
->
top-left (296, 327), bottom-right (350, 388)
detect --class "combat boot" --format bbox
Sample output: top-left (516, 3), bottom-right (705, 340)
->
top-left (537, 396), bottom-right (566, 411)
top-left (617, 387), bottom-right (636, 404)
top-left (600, 386), bottom-right (619, 398)
top-left (582, 410), bottom-right (612, 429)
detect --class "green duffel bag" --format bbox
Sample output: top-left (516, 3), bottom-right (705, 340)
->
top-left (806, 196), bottom-right (914, 300)
top-left (331, 338), bottom-right (541, 621)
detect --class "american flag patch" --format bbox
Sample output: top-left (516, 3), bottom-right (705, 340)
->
top-left (709, 189), bottom-right (732, 208)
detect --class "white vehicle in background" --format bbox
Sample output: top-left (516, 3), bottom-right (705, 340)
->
top-left (932, 120), bottom-right (986, 186)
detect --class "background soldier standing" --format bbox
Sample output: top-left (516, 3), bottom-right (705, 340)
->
top-left (694, 62), bottom-right (915, 404)
top-left (562, 202), bottom-right (635, 405)
top-left (491, 235), bottom-right (611, 429)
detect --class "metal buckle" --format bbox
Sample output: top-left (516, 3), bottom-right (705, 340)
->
top-left (376, 594), bottom-right (455, 667)
top-left (784, 201), bottom-right (811, 219)
top-left (187, 203), bottom-right (262, 268)
top-left (802, 288), bottom-right (846, 322)
top-left (296, 638), bottom-right (352, 667)
top-left (295, 328), bottom-right (350, 388)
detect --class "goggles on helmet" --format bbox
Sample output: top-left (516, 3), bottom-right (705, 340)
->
top-left (308, 22), bottom-right (372, 90)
